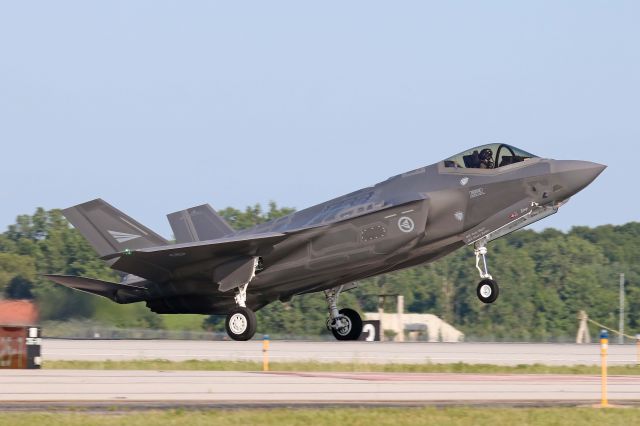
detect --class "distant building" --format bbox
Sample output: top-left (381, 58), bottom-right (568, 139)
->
top-left (0, 300), bottom-right (38, 326)
top-left (364, 295), bottom-right (464, 342)
top-left (0, 300), bottom-right (41, 369)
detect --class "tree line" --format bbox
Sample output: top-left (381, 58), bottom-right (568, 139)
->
top-left (0, 205), bottom-right (638, 341)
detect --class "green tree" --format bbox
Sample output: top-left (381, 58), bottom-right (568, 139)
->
top-left (4, 275), bottom-right (35, 299)
top-left (2, 204), bottom-right (638, 341)
top-left (218, 201), bottom-right (295, 230)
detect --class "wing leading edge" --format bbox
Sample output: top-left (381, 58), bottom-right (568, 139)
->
top-left (102, 232), bottom-right (288, 283)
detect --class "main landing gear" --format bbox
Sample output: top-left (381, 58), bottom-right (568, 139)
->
top-left (225, 283), bottom-right (258, 341)
top-left (224, 279), bottom-right (365, 341)
top-left (325, 285), bottom-right (363, 341)
top-left (474, 241), bottom-right (499, 304)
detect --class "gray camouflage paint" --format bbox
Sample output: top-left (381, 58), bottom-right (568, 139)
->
top-left (46, 148), bottom-right (605, 315)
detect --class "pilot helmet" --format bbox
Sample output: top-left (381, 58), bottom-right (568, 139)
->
top-left (479, 148), bottom-right (493, 161)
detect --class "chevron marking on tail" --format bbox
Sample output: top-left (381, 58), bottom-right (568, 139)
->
top-left (108, 230), bottom-right (142, 243)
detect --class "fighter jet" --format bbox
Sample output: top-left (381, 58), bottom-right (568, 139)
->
top-left (46, 143), bottom-right (605, 341)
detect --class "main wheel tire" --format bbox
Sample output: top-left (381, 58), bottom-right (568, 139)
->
top-left (477, 279), bottom-right (499, 304)
top-left (225, 307), bottom-right (257, 341)
top-left (331, 308), bottom-right (363, 341)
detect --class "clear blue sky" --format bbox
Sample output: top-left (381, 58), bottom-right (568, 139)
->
top-left (1, 1), bottom-right (637, 238)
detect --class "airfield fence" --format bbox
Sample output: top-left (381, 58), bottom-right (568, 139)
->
top-left (40, 320), bottom-right (634, 344)
top-left (42, 327), bottom-right (585, 343)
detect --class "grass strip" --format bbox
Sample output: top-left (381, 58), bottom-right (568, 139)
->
top-left (1, 407), bottom-right (639, 426)
top-left (43, 359), bottom-right (640, 375)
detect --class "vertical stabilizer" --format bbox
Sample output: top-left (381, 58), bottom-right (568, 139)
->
top-left (63, 199), bottom-right (168, 256)
top-left (167, 204), bottom-right (234, 243)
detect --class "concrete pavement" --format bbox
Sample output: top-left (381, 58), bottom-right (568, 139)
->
top-left (1, 370), bottom-right (638, 404)
top-left (42, 339), bottom-right (638, 365)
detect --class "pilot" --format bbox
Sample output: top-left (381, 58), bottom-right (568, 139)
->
top-left (478, 148), bottom-right (494, 169)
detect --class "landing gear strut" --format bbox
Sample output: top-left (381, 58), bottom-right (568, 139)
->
top-left (325, 285), bottom-right (363, 341)
top-left (474, 241), bottom-right (499, 304)
top-left (225, 282), bottom-right (258, 341)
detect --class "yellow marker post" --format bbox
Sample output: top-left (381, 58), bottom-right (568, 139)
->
top-left (262, 335), bottom-right (270, 372)
top-left (600, 329), bottom-right (609, 407)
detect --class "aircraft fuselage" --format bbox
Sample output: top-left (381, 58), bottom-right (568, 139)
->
top-left (145, 156), bottom-right (604, 315)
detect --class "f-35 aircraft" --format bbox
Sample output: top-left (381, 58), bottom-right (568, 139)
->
top-left (46, 143), bottom-right (605, 341)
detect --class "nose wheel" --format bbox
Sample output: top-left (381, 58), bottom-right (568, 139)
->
top-left (477, 278), bottom-right (499, 304)
top-left (474, 241), bottom-right (499, 304)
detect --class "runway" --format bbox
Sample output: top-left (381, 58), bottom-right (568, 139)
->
top-left (1, 370), bottom-right (638, 405)
top-left (43, 339), bottom-right (637, 365)
top-left (20, 340), bottom-right (637, 408)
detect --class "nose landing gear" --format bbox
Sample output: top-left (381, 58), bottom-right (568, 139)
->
top-left (474, 241), bottom-right (499, 304)
top-left (476, 278), bottom-right (499, 304)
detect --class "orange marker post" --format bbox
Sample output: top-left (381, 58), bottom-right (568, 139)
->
top-left (262, 335), bottom-right (270, 372)
top-left (600, 330), bottom-right (608, 407)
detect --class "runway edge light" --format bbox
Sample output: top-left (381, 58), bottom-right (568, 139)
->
top-left (600, 329), bottom-right (608, 407)
top-left (263, 335), bottom-right (270, 372)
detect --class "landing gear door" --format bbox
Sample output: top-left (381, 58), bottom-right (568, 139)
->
top-left (214, 256), bottom-right (259, 292)
top-left (462, 198), bottom-right (533, 245)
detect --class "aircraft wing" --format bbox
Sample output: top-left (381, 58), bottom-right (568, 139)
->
top-left (102, 232), bottom-right (288, 283)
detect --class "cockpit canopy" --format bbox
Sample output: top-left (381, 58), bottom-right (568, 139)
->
top-left (444, 143), bottom-right (537, 169)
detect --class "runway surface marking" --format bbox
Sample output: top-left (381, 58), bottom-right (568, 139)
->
top-left (274, 371), bottom-right (640, 383)
top-left (1, 370), bottom-right (638, 403)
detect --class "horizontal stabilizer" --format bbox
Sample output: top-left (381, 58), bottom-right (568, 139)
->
top-left (44, 274), bottom-right (148, 304)
top-left (167, 204), bottom-right (234, 243)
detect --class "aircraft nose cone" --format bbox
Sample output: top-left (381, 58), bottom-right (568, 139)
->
top-left (551, 160), bottom-right (606, 197)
